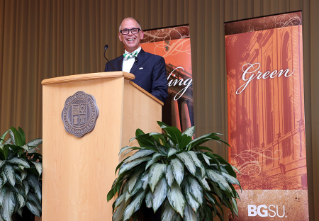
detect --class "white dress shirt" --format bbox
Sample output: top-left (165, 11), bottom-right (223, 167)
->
top-left (122, 47), bottom-right (141, 73)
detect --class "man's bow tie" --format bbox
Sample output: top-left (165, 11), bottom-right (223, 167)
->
top-left (123, 51), bottom-right (138, 60)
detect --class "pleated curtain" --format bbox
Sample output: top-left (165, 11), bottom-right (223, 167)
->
top-left (0, 0), bottom-right (318, 220)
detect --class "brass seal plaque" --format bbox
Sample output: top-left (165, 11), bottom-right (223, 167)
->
top-left (61, 91), bottom-right (99, 138)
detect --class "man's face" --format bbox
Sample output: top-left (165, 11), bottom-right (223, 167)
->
top-left (119, 18), bottom-right (144, 53)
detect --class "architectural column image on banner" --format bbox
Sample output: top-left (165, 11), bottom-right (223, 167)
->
top-left (225, 12), bottom-right (308, 221)
top-left (141, 25), bottom-right (194, 132)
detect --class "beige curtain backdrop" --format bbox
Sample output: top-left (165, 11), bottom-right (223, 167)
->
top-left (0, 0), bottom-right (318, 220)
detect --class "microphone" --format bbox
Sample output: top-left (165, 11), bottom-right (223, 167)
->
top-left (135, 57), bottom-right (138, 64)
top-left (103, 44), bottom-right (117, 71)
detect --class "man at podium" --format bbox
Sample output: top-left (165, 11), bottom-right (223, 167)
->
top-left (104, 17), bottom-right (168, 103)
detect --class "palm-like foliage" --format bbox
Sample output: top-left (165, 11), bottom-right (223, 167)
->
top-left (0, 127), bottom-right (42, 221)
top-left (108, 122), bottom-right (241, 221)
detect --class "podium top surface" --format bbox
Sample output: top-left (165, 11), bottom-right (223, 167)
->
top-left (42, 71), bottom-right (164, 105)
top-left (41, 72), bottom-right (135, 85)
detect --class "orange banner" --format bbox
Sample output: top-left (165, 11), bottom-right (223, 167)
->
top-left (225, 12), bottom-right (308, 220)
top-left (141, 26), bottom-right (194, 131)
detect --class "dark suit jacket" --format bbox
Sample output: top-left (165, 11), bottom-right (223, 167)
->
top-left (104, 49), bottom-right (168, 103)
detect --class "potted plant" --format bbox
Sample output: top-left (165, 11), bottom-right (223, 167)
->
top-left (0, 127), bottom-right (42, 221)
top-left (108, 122), bottom-right (241, 221)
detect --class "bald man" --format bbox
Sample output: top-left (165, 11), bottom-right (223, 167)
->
top-left (105, 17), bottom-right (168, 103)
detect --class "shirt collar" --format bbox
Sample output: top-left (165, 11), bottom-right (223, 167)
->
top-left (124, 47), bottom-right (141, 56)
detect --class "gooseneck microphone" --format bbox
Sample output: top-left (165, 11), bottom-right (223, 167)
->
top-left (104, 45), bottom-right (117, 71)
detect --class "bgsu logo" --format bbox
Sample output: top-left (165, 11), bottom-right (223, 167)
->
top-left (248, 205), bottom-right (286, 218)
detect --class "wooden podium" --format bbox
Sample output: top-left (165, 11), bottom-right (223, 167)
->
top-left (42, 72), bottom-right (163, 220)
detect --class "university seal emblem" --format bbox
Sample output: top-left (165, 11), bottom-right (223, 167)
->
top-left (61, 91), bottom-right (99, 138)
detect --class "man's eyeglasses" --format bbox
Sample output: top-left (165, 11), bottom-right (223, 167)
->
top-left (120, 28), bottom-right (141, 35)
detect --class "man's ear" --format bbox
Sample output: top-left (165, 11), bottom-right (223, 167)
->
top-left (118, 33), bottom-right (123, 42)
top-left (140, 30), bottom-right (144, 40)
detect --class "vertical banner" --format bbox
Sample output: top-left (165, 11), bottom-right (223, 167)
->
top-left (225, 12), bottom-right (308, 220)
top-left (140, 25), bottom-right (194, 131)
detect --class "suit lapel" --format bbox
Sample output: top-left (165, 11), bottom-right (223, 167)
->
top-left (117, 56), bottom-right (123, 71)
top-left (130, 49), bottom-right (145, 74)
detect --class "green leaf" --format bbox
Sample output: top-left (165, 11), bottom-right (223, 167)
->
top-left (15, 173), bottom-right (22, 185)
top-left (125, 188), bottom-right (132, 203)
top-left (15, 192), bottom-right (25, 209)
top-left (27, 175), bottom-right (42, 202)
top-left (177, 152), bottom-right (196, 176)
top-left (10, 127), bottom-right (24, 146)
top-left (135, 128), bottom-right (145, 136)
top-left (141, 172), bottom-right (149, 190)
top-left (205, 205), bottom-right (214, 221)
top-left (126, 150), bottom-right (155, 162)
top-left (205, 191), bottom-right (223, 216)
top-left (157, 121), bottom-right (169, 127)
top-left (204, 191), bottom-right (216, 205)
top-left (123, 190), bottom-right (145, 221)
top-left (161, 200), bottom-right (176, 221)
top-left (4, 165), bottom-right (15, 186)
top-left (182, 126), bottom-right (195, 138)
top-left (149, 132), bottom-right (168, 147)
top-left (134, 134), bottom-right (154, 147)
top-left (188, 151), bottom-right (205, 178)
top-left (195, 173), bottom-right (211, 191)
top-left (123, 149), bottom-right (134, 157)
top-left (119, 146), bottom-right (134, 156)
top-left (205, 152), bottom-right (221, 171)
top-left (221, 172), bottom-right (240, 185)
top-left (168, 148), bottom-right (177, 157)
top-left (167, 181), bottom-right (186, 218)
top-left (17, 208), bottom-right (23, 218)
top-left (1, 191), bottom-right (15, 220)
top-left (113, 199), bottom-right (126, 221)
top-left (172, 213), bottom-right (182, 221)
top-left (23, 180), bottom-right (30, 196)
top-left (196, 146), bottom-right (214, 153)
top-left (231, 197), bottom-right (239, 216)
top-left (31, 161), bottom-right (42, 176)
top-left (26, 201), bottom-right (41, 217)
top-left (119, 157), bottom-right (152, 175)
top-left (27, 193), bottom-right (42, 213)
top-left (184, 204), bottom-right (199, 221)
top-left (188, 177), bottom-right (203, 205)
top-left (207, 169), bottom-right (231, 192)
top-left (145, 153), bottom-right (163, 170)
top-left (170, 159), bottom-right (184, 186)
top-left (2, 145), bottom-right (9, 160)
top-left (8, 158), bottom-right (30, 168)
top-left (152, 177), bottom-right (167, 213)
top-left (128, 170), bottom-right (143, 193)
top-left (201, 153), bottom-right (211, 166)
top-left (166, 165), bottom-right (174, 187)
top-left (4, 138), bottom-right (12, 145)
top-left (230, 182), bottom-right (241, 198)
top-left (115, 156), bottom-right (130, 174)
top-left (186, 133), bottom-right (225, 150)
top-left (149, 163), bottom-right (167, 192)
top-left (18, 128), bottom-right (26, 145)
top-left (145, 189), bottom-right (153, 208)
top-left (0, 160), bottom-right (5, 169)
top-left (183, 181), bottom-right (199, 212)
top-left (5, 144), bottom-right (24, 153)
top-left (0, 131), bottom-right (8, 145)
top-left (162, 127), bottom-right (182, 147)
top-left (0, 187), bottom-right (7, 207)
top-left (26, 138), bottom-right (42, 147)
top-left (1, 172), bottom-right (7, 186)
top-left (113, 194), bottom-right (125, 211)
